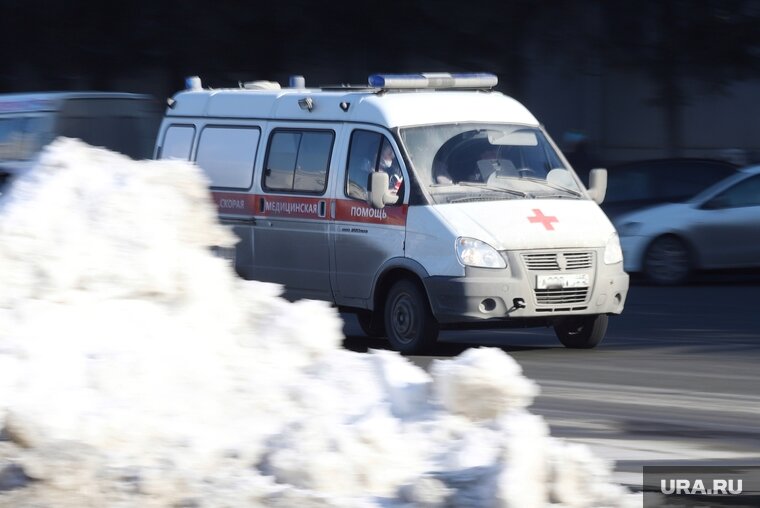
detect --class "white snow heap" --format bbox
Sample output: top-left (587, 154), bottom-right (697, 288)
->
top-left (0, 138), bottom-right (638, 507)
top-left (431, 346), bottom-right (539, 420)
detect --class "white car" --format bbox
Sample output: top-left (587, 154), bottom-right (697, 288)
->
top-left (615, 165), bottom-right (760, 284)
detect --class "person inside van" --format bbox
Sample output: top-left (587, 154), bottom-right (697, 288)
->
top-left (346, 137), bottom-right (403, 202)
top-left (379, 143), bottom-right (403, 192)
top-left (476, 146), bottom-right (518, 181)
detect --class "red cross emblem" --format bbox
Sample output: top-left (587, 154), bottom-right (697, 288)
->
top-left (527, 209), bottom-right (558, 230)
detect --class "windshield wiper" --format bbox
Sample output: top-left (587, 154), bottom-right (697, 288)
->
top-left (519, 177), bottom-right (582, 198)
top-left (455, 181), bottom-right (527, 197)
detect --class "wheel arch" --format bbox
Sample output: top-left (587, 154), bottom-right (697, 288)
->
top-left (370, 258), bottom-right (431, 316)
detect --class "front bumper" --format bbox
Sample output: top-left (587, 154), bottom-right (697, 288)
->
top-left (620, 235), bottom-right (649, 273)
top-left (424, 248), bottom-right (629, 324)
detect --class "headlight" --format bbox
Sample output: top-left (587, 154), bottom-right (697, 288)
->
top-left (456, 237), bottom-right (507, 269)
top-left (604, 233), bottom-right (623, 265)
top-left (617, 221), bottom-right (642, 237)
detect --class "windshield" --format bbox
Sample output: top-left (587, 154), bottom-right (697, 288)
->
top-left (400, 123), bottom-right (585, 204)
top-left (0, 115), bottom-right (55, 161)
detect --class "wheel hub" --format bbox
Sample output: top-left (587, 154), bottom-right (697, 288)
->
top-left (392, 295), bottom-right (415, 344)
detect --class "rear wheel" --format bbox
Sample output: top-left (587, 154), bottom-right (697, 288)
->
top-left (384, 279), bottom-right (439, 355)
top-left (554, 314), bottom-right (608, 349)
top-left (644, 235), bottom-right (691, 285)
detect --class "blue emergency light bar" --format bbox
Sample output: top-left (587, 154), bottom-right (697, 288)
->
top-left (368, 72), bottom-right (498, 89)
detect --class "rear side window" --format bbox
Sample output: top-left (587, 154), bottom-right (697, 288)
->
top-left (57, 98), bottom-right (160, 159)
top-left (263, 129), bottom-right (334, 194)
top-left (195, 126), bottom-right (260, 189)
top-left (159, 125), bottom-right (195, 160)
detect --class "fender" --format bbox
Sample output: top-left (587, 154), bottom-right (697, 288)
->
top-left (368, 257), bottom-right (431, 311)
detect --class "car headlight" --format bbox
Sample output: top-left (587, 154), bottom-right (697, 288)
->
top-left (456, 237), bottom-right (507, 269)
top-left (617, 221), bottom-right (642, 237)
top-left (604, 233), bottom-right (624, 265)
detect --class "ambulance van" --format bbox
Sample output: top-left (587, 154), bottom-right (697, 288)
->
top-left (154, 73), bottom-right (628, 354)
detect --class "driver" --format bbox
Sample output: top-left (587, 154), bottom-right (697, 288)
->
top-left (476, 146), bottom-right (517, 180)
top-left (379, 143), bottom-right (403, 192)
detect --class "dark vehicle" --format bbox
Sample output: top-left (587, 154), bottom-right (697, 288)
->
top-left (0, 92), bottom-right (161, 194)
top-left (601, 158), bottom-right (739, 220)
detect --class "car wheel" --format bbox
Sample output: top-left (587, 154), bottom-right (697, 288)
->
top-left (384, 279), bottom-right (439, 355)
top-left (356, 311), bottom-right (385, 338)
top-left (644, 235), bottom-right (691, 285)
top-left (554, 314), bottom-right (608, 349)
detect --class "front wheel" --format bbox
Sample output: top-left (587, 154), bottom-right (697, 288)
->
top-left (554, 314), bottom-right (608, 349)
top-left (384, 279), bottom-right (439, 355)
top-left (643, 235), bottom-right (691, 285)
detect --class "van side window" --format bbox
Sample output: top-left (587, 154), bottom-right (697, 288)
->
top-left (264, 129), bottom-right (333, 194)
top-left (195, 126), bottom-right (260, 189)
top-left (159, 125), bottom-right (195, 161)
top-left (346, 130), bottom-right (403, 203)
top-left (58, 98), bottom-right (159, 160)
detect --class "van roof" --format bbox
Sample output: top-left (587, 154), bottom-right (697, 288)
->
top-left (0, 92), bottom-right (153, 114)
top-left (165, 87), bottom-right (539, 128)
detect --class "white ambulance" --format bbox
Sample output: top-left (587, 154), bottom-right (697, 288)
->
top-left (155, 73), bottom-right (628, 354)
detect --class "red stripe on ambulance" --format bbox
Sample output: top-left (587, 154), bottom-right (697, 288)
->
top-left (212, 192), bottom-right (257, 215)
top-left (335, 199), bottom-right (407, 226)
top-left (212, 192), bottom-right (407, 226)
top-left (259, 195), bottom-right (327, 219)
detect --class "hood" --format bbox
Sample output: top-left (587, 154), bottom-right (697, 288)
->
top-left (433, 199), bottom-right (616, 251)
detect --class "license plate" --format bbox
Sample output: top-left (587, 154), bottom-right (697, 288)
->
top-left (536, 273), bottom-right (589, 289)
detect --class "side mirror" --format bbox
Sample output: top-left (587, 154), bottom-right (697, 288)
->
top-left (587, 168), bottom-right (607, 205)
top-left (369, 171), bottom-right (399, 208)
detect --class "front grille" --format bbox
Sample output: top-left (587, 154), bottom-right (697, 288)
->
top-left (535, 287), bottom-right (588, 305)
top-left (522, 253), bottom-right (559, 270)
top-left (521, 251), bottom-right (595, 309)
top-left (522, 251), bottom-right (593, 271)
top-left (563, 252), bottom-right (593, 269)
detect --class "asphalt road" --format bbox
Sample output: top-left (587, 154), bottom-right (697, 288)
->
top-left (342, 278), bottom-right (760, 489)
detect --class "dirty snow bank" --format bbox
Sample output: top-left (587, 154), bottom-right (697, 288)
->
top-left (0, 139), bottom-right (637, 507)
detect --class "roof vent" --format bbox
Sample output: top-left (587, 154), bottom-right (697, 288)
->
top-left (242, 80), bottom-right (282, 90)
top-left (185, 76), bottom-right (202, 91)
top-left (289, 75), bottom-right (306, 88)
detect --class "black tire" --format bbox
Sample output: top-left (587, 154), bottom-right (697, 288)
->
top-left (356, 311), bottom-right (385, 338)
top-left (643, 235), bottom-right (691, 286)
top-left (384, 279), bottom-right (439, 355)
top-left (554, 314), bottom-right (608, 349)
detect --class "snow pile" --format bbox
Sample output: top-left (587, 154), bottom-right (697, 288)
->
top-left (0, 139), bottom-right (637, 507)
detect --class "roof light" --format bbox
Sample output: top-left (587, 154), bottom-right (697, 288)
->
top-left (368, 72), bottom-right (498, 89)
